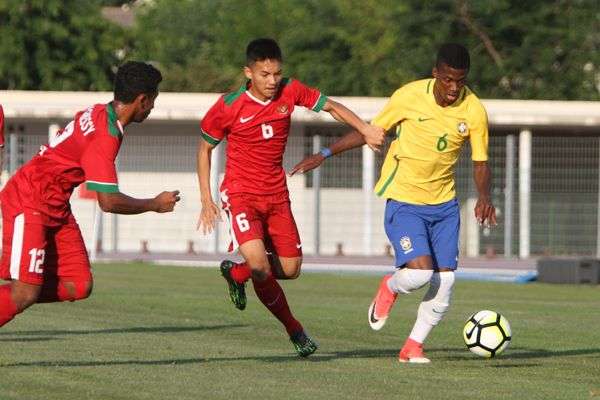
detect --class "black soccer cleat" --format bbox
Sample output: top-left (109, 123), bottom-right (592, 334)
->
top-left (220, 260), bottom-right (247, 310)
top-left (290, 330), bottom-right (318, 357)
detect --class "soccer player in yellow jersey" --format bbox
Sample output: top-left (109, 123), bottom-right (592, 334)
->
top-left (291, 43), bottom-right (496, 363)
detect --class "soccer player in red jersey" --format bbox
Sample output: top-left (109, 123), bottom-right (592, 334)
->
top-left (198, 38), bottom-right (385, 356)
top-left (0, 61), bottom-right (180, 328)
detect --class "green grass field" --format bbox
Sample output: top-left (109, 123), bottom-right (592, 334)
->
top-left (0, 263), bottom-right (598, 400)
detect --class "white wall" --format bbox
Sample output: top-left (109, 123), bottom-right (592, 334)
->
top-left (70, 171), bottom-right (391, 256)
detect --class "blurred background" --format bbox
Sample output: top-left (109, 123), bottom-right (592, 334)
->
top-left (1, 0), bottom-right (599, 260)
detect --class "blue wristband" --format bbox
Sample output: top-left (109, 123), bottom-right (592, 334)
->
top-left (319, 147), bottom-right (333, 158)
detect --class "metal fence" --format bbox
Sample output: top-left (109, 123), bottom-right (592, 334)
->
top-left (2, 120), bottom-right (600, 258)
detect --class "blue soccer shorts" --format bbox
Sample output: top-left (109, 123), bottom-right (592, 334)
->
top-left (384, 198), bottom-right (460, 270)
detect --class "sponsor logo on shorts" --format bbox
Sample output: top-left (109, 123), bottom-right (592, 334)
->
top-left (400, 236), bottom-right (413, 254)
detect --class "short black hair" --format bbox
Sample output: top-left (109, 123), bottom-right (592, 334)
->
top-left (114, 61), bottom-right (162, 103)
top-left (436, 43), bottom-right (470, 70)
top-left (246, 38), bottom-right (282, 65)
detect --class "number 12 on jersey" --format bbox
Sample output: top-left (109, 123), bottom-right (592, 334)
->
top-left (28, 248), bottom-right (45, 273)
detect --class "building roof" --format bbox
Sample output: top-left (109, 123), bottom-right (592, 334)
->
top-left (1, 90), bottom-right (600, 128)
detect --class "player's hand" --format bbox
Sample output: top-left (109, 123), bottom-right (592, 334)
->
top-left (153, 190), bottom-right (180, 213)
top-left (474, 196), bottom-right (497, 227)
top-left (198, 199), bottom-right (221, 234)
top-left (289, 153), bottom-right (325, 176)
top-left (360, 125), bottom-right (385, 152)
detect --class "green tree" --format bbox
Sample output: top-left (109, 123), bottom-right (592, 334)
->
top-left (0, 0), bottom-right (126, 90)
top-left (457, 0), bottom-right (600, 100)
top-left (132, 0), bottom-right (599, 100)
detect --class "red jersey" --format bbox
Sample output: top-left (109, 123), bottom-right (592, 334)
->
top-left (0, 103), bottom-right (123, 224)
top-left (201, 78), bottom-right (326, 195)
top-left (0, 105), bottom-right (5, 147)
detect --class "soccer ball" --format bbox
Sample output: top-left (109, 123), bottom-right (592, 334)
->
top-left (463, 310), bottom-right (511, 358)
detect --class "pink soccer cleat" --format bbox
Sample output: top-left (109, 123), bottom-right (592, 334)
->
top-left (367, 274), bottom-right (398, 331)
top-left (398, 338), bottom-right (431, 364)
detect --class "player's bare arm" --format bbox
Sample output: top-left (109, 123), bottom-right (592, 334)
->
top-left (321, 99), bottom-right (385, 152)
top-left (197, 138), bottom-right (221, 234)
top-left (289, 130), bottom-right (366, 176)
top-left (473, 161), bottom-right (496, 227)
top-left (97, 190), bottom-right (180, 215)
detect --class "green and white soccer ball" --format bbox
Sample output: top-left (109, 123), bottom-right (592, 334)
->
top-left (463, 310), bottom-right (511, 358)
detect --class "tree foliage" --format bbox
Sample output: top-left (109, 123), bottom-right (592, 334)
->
top-left (0, 0), bottom-right (125, 90)
top-left (130, 0), bottom-right (599, 100)
top-left (1, 0), bottom-right (598, 100)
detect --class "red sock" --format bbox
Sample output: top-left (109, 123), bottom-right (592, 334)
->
top-left (230, 262), bottom-right (252, 284)
top-left (0, 284), bottom-right (19, 328)
top-left (252, 274), bottom-right (302, 336)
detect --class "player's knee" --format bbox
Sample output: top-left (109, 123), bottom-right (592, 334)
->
top-left (250, 266), bottom-right (272, 282)
top-left (280, 258), bottom-right (302, 279)
top-left (61, 279), bottom-right (93, 302)
top-left (285, 266), bottom-right (301, 279)
top-left (78, 280), bottom-right (93, 300)
top-left (389, 268), bottom-right (433, 294)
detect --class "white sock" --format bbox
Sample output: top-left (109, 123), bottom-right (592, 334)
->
top-left (387, 268), bottom-right (433, 294)
top-left (408, 271), bottom-right (455, 344)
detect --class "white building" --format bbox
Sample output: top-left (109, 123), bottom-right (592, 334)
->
top-left (2, 90), bottom-right (600, 258)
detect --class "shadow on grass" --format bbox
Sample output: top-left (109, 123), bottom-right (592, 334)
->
top-left (1, 358), bottom-right (208, 368)
top-left (3, 346), bottom-right (598, 368)
top-left (0, 337), bottom-right (59, 343)
top-left (433, 345), bottom-right (600, 361)
top-left (0, 324), bottom-right (247, 337)
top-left (489, 363), bottom-right (542, 368)
top-left (500, 346), bottom-right (600, 360)
top-left (0, 348), bottom-right (400, 368)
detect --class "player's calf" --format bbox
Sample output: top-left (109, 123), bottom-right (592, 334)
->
top-left (10, 281), bottom-right (42, 310)
top-left (0, 282), bottom-right (41, 327)
top-left (0, 285), bottom-right (19, 327)
top-left (407, 271), bottom-right (455, 343)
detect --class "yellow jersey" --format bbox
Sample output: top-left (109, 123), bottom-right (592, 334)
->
top-left (372, 78), bottom-right (489, 205)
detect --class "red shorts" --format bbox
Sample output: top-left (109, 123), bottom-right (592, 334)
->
top-left (0, 206), bottom-right (91, 286)
top-left (220, 191), bottom-right (302, 258)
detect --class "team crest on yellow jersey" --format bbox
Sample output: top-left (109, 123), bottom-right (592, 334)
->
top-left (457, 121), bottom-right (469, 136)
